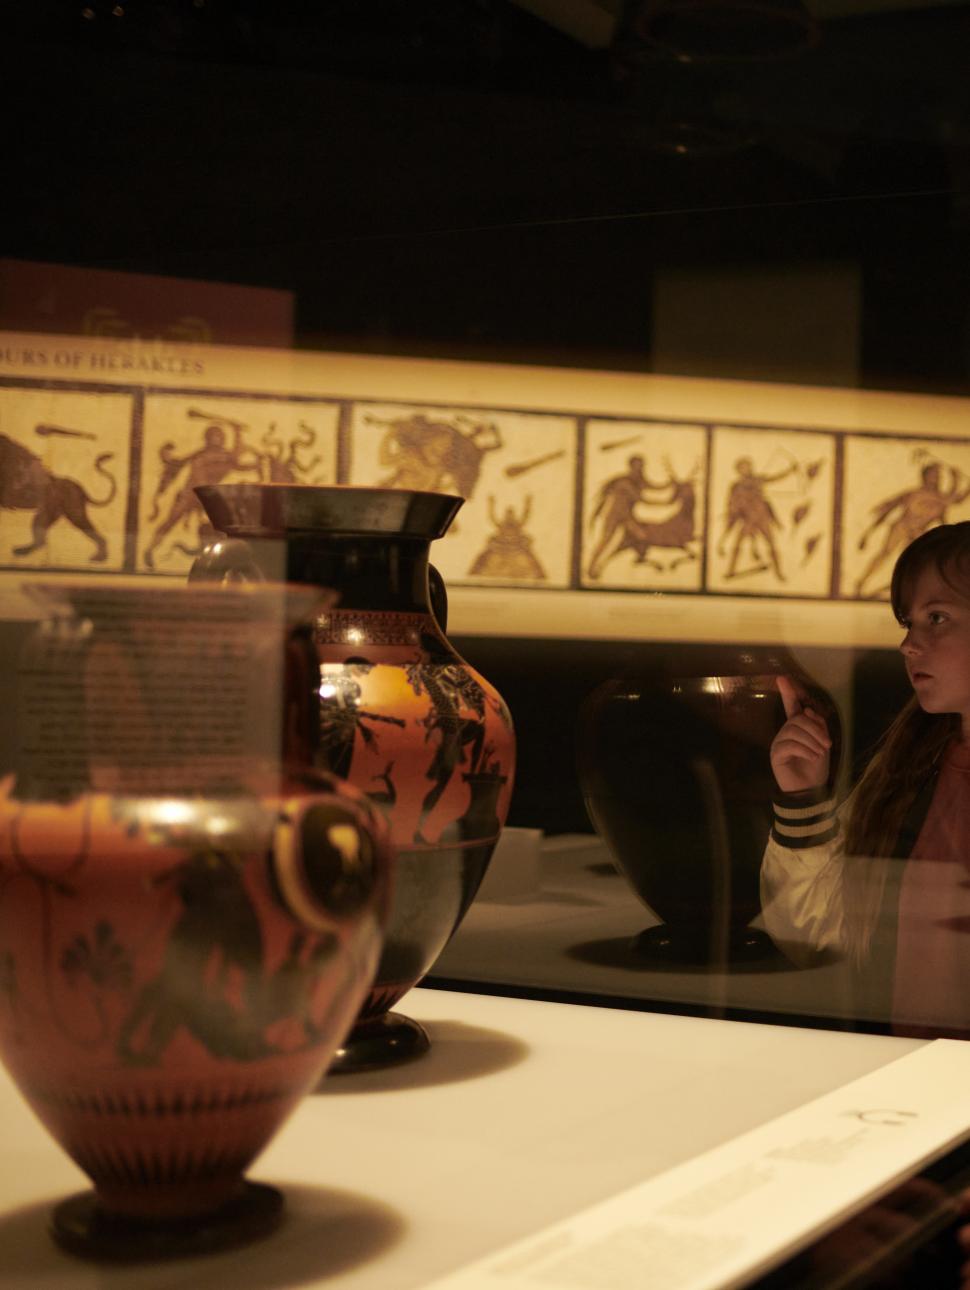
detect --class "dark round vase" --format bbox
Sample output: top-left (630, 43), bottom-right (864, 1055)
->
top-left (577, 644), bottom-right (840, 965)
top-left (191, 483), bottom-right (516, 1071)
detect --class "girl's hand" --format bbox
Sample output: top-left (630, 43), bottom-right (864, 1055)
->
top-left (770, 675), bottom-right (832, 794)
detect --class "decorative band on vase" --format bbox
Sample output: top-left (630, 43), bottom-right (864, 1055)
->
top-left (24, 1079), bottom-right (302, 1120)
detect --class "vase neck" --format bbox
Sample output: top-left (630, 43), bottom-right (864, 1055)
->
top-left (242, 534), bottom-right (436, 616)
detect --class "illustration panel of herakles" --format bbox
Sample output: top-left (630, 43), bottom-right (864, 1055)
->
top-left (348, 402), bottom-right (577, 588)
top-left (841, 434), bottom-right (970, 600)
top-left (705, 425), bottom-right (836, 598)
top-left (581, 420), bottom-right (706, 592)
top-left (0, 385), bottom-right (133, 572)
top-left (137, 395), bottom-right (340, 575)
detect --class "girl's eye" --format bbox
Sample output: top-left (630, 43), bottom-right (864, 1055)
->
top-left (929, 611), bottom-right (948, 625)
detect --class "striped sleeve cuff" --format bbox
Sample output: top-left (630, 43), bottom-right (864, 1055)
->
top-left (771, 787), bottom-right (839, 849)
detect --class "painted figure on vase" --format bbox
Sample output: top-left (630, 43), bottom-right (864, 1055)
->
top-left (318, 659), bottom-right (405, 783)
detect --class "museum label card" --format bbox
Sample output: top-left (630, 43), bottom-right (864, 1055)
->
top-left (424, 1040), bottom-right (970, 1290)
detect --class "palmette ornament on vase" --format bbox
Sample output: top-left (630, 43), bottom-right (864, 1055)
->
top-left (0, 582), bottom-right (392, 1259)
top-left (191, 484), bottom-right (516, 1071)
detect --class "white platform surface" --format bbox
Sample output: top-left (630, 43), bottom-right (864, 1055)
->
top-left (0, 988), bottom-right (924, 1290)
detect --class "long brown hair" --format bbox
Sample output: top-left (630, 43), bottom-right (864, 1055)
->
top-left (842, 522), bottom-right (970, 964)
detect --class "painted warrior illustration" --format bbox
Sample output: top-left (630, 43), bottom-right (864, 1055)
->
top-left (855, 458), bottom-right (970, 598)
top-left (586, 455), bottom-right (672, 580)
top-left (0, 426), bottom-right (116, 562)
top-left (258, 420), bottom-right (323, 484)
top-left (368, 411), bottom-right (502, 498)
top-left (718, 455), bottom-right (798, 582)
top-left (613, 465), bottom-right (699, 572)
top-left (406, 648), bottom-right (496, 844)
top-left (117, 848), bottom-right (269, 1065)
top-left (468, 495), bottom-right (546, 580)
top-left (318, 661), bottom-right (406, 782)
top-left (143, 412), bottom-right (260, 568)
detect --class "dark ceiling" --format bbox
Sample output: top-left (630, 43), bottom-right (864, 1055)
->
top-left (3, 1), bottom-right (970, 387)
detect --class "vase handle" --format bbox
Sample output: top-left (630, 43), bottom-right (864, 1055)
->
top-left (428, 564), bottom-right (448, 632)
top-left (188, 536), bottom-right (263, 584)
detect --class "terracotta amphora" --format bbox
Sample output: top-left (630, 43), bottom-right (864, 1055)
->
top-left (191, 483), bottom-right (515, 1071)
top-left (0, 581), bottom-right (391, 1259)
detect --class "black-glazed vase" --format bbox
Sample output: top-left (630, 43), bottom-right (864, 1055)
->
top-left (191, 483), bottom-right (516, 1071)
top-left (577, 644), bottom-right (840, 965)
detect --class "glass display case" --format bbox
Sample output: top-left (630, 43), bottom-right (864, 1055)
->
top-left (2, 1), bottom-right (970, 1284)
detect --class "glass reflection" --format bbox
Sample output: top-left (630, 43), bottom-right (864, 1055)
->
top-left (763, 521), bottom-right (970, 1040)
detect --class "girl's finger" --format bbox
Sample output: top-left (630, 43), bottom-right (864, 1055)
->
top-left (776, 675), bottom-right (804, 720)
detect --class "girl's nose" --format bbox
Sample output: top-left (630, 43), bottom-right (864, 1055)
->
top-left (900, 629), bottom-right (919, 655)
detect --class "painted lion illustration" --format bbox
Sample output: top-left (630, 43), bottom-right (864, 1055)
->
top-left (0, 432), bottom-right (116, 562)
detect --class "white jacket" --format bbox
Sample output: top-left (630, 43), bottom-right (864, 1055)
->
top-left (759, 786), bottom-right (851, 966)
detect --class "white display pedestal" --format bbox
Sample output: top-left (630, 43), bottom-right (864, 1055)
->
top-left (0, 988), bottom-right (936, 1290)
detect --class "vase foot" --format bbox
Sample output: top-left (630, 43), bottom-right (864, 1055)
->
top-left (631, 924), bottom-right (779, 965)
top-left (329, 1011), bottom-right (431, 1075)
top-left (50, 1181), bottom-right (284, 1262)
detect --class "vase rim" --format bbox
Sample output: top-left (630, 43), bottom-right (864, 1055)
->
top-left (195, 483), bottom-right (464, 540)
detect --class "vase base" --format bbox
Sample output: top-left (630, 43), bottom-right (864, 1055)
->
top-left (631, 924), bottom-right (779, 965)
top-left (329, 1011), bottom-right (431, 1075)
top-left (50, 1181), bottom-right (284, 1262)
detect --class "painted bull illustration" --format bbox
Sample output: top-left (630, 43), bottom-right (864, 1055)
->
top-left (0, 429), bottom-right (117, 562)
top-left (614, 465), bottom-right (700, 573)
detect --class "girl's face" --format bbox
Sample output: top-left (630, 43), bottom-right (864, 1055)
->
top-left (899, 564), bottom-right (970, 733)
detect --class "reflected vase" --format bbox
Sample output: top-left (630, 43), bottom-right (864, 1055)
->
top-left (0, 581), bottom-right (392, 1259)
top-left (577, 645), bottom-right (840, 965)
top-left (191, 483), bottom-right (516, 1071)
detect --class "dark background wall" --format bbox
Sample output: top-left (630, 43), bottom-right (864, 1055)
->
top-left (3, 1), bottom-right (970, 391)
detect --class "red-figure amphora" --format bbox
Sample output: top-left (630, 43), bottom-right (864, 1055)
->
top-left (192, 484), bottom-right (515, 1071)
top-left (0, 581), bottom-right (392, 1258)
